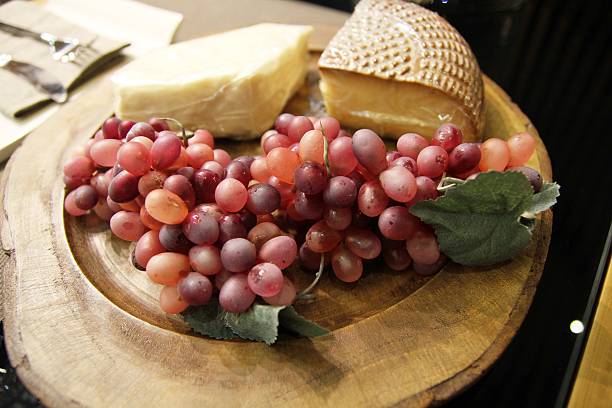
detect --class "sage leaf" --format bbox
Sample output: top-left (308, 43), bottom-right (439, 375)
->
top-left (182, 301), bottom-right (236, 340)
top-left (410, 171), bottom-right (534, 266)
top-left (224, 304), bottom-right (285, 345)
top-left (527, 182), bottom-right (560, 214)
top-left (279, 307), bottom-right (329, 337)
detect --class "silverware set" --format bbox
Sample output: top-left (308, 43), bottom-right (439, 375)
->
top-left (0, 21), bottom-right (98, 64)
top-left (0, 21), bottom-right (98, 104)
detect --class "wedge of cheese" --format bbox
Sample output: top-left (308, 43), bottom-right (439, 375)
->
top-left (319, 0), bottom-right (484, 141)
top-left (112, 24), bottom-right (313, 139)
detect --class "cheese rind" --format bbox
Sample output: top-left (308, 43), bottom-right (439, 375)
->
top-left (319, 0), bottom-right (484, 141)
top-left (112, 24), bottom-right (313, 139)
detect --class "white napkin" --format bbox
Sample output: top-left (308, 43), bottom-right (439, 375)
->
top-left (42, 0), bottom-right (183, 57)
top-left (0, 0), bottom-right (183, 162)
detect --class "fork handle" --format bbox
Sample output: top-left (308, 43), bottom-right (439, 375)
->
top-left (0, 21), bottom-right (47, 44)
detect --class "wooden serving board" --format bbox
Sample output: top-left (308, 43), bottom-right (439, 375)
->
top-left (0, 62), bottom-right (552, 407)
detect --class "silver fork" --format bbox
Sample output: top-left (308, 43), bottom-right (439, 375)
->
top-left (0, 21), bottom-right (98, 64)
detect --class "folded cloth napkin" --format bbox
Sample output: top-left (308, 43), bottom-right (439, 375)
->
top-left (0, 1), bottom-right (129, 117)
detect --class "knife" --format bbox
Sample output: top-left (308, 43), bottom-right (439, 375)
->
top-left (0, 53), bottom-right (67, 103)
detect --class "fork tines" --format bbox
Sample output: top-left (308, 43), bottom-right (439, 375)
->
top-left (60, 42), bottom-right (100, 66)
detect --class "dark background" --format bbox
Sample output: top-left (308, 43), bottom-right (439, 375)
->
top-left (1, 0), bottom-right (611, 407)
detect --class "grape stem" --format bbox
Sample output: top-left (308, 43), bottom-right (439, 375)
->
top-left (319, 121), bottom-right (332, 175)
top-left (437, 175), bottom-right (466, 192)
top-left (158, 117), bottom-right (194, 146)
top-left (297, 122), bottom-right (329, 301)
top-left (297, 254), bottom-right (325, 301)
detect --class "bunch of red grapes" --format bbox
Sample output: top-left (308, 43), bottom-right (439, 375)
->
top-left (62, 114), bottom-right (539, 315)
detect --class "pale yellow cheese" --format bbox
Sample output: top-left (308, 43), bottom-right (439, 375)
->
top-left (112, 24), bottom-right (313, 139)
top-left (320, 70), bottom-right (476, 140)
top-left (319, 0), bottom-right (484, 141)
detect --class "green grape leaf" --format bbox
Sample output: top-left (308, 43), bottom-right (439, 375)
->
top-left (526, 182), bottom-right (560, 215)
top-left (410, 171), bottom-right (536, 266)
top-left (182, 301), bottom-right (237, 340)
top-left (279, 307), bottom-right (329, 337)
top-left (224, 304), bottom-right (285, 345)
top-left (183, 302), bottom-right (330, 344)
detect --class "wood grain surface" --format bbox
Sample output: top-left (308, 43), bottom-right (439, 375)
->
top-left (0, 51), bottom-right (553, 407)
top-left (568, 258), bottom-right (612, 408)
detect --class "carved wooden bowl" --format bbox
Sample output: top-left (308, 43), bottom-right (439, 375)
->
top-left (1, 68), bottom-right (552, 407)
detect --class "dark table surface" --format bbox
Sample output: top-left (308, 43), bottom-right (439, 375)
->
top-left (1, 0), bottom-right (611, 407)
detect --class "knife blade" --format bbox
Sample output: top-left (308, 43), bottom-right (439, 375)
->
top-left (0, 53), bottom-right (67, 103)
